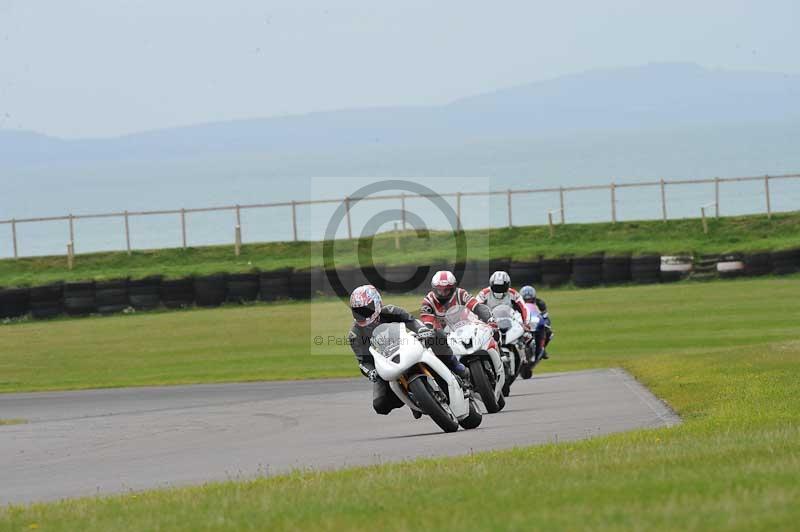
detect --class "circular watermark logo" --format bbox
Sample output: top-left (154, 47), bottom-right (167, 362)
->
top-left (322, 180), bottom-right (468, 300)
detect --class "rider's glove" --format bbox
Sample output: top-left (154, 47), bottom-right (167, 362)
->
top-left (416, 325), bottom-right (436, 347)
top-left (367, 369), bottom-right (379, 383)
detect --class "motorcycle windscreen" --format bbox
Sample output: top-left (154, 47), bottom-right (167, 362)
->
top-left (444, 305), bottom-right (475, 331)
top-left (370, 323), bottom-right (406, 358)
top-left (491, 304), bottom-right (515, 331)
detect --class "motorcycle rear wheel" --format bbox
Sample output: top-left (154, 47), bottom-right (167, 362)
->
top-left (408, 378), bottom-right (460, 433)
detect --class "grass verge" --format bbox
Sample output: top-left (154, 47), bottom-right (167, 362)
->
top-left (1, 211), bottom-right (798, 286)
top-left (1, 277), bottom-right (799, 530)
top-left (0, 419), bottom-right (26, 426)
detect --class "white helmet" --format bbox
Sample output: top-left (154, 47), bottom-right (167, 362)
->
top-left (489, 271), bottom-right (511, 298)
top-left (431, 270), bottom-right (457, 303)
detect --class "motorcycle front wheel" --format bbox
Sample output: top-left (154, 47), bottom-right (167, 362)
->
top-left (469, 359), bottom-right (501, 413)
top-left (408, 378), bottom-right (460, 433)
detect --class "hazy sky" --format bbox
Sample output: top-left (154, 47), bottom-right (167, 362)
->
top-left (1, 0), bottom-right (797, 138)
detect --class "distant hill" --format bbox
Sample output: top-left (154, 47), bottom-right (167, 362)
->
top-left (2, 62), bottom-right (799, 167)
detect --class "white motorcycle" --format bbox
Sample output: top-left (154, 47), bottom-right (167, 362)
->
top-left (492, 304), bottom-right (526, 397)
top-left (444, 305), bottom-right (506, 413)
top-left (369, 323), bottom-right (483, 433)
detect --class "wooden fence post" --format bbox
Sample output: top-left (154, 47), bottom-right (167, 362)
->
top-left (764, 175), bottom-right (772, 219)
top-left (291, 201), bottom-right (298, 242)
top-left (456, 192), bottom-right (462, 232)
top-left (701, 206), bottom-right (709, 234)
top-left (234, 225), bottom-right (242, 257)
top-left (124, 210), bottom-right (131, 255)
top-left (610, 182), bottom-right (617, 223)
top-left (401, 193), bottom-right (407, 231)
top-left (68, 214), bottom-right (75, 248)
top-left (548, 212), bottom-right (555, 238)
top-left (507, 189), bottom-right (513, 228)
top-left (67, 242), bottom-right (74, 270)
top-left (714, 177), bottom-right (720, 217)
top-left (345, 196), bottom-right (353, 240)
top-left (181, 209), bottom-right (187, 249)
top-left (660, 178), bottom-right (667, 222)
top-left (11, 218), bottom-right (18, 259)
top-left (559, 186), bottom-right (565, 224)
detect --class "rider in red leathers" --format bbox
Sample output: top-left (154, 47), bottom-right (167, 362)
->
top-left (420, 270), bottom-right (493, 329)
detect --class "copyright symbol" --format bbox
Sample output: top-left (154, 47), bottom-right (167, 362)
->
top-left (313, 336), bottom-right (324, 346)
top-left (322, 180), bottom-right (467, 300)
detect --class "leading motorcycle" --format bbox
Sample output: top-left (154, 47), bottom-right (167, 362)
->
top-left (369, 322), bottom-right (483, 433)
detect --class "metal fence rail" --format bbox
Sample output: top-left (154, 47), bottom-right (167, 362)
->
top-left (2, 172), bottom-right (799, 260)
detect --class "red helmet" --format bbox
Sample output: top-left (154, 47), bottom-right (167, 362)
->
top-left (350, 285), bottom-right (382, 327)
top-left (431, 270), bottom-right (457, 303)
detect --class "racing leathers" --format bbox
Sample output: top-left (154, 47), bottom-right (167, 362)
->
top-left (349, 304), bottom-right (466, 415)
top-left (420, 287), bottom-right (493, 330)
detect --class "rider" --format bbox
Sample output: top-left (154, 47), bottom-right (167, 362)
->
top-left (475, 271), bottom-right (531, 323)
top-left (520, 285), bottom-right (553, 360)
top-left (348, 284), bottom-right (469, 416)
top-left (420, 270), bottom-right (493, 329)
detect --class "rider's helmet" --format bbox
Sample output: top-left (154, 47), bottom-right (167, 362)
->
top-left (520, 285), bottom-right (537, 303)
top-left (431, 270), bottom-right (458, 303)
top-left (489, 271), bottom-right (511, 298)
top-left (350, 285), bottom-right (382, 327)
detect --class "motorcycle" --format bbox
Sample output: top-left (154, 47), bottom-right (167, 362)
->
top-left (444, 305), bottom-right (506, 413)
top-left (369, 322), bottom-right (483, 433)
top-left (519, 302), bottom-right (545, 380)
top-left (491, 304), bottom-right (526, 397)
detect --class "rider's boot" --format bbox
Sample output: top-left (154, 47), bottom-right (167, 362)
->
top-left (411, 409), bottom-right (423, 419)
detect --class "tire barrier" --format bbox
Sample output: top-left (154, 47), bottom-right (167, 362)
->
top-left (63, 281), bottom-right (96, 316)
top-left (489, 257), bottom-right (511, 275)
top-left (226, 273), bottom-right (260, 303)
top-left (194, 274), bottom-right (228, 307)
top-left (95, 279), bottom-right (130, 315)
top-left (161, 278), bottom-right (195, 309)
top-left (743, 252), bottom-right (772, 277)
top-left (630, 255), bottom-right (661, 284)
top-left (541, 258), bottom-right (572, 287)
top-left (602, 255), bottom-right (631, 285)
top-left (259, 269), bottom-right (292, 302)
top-left (717, 254), bottom-right (745, 278)
top-left (571, 256), bottom-right (604, 287)
top-left (0, 287), bottom-right (30, 319)
top-left (509, 260), bottom-right (542, 287)
top-left (29, 283), bottom-right (63, 319)
top-left (771, 248), bottom-right (800, 275)
top-left (455, 261), bottom-right (480, 290)
top-left (129, 276), bottom-right (163, 310)
top-left (381, 264), bottom-right (427, 294)
top-left (289, 269), bottom-right (313, 300)
top-left (693, 254), bottom-right (720, 280)
top-left (660, 255), bottom-right (693, 283)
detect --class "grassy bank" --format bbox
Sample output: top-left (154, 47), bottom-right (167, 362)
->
top-left (1, 276), bottom-right (799, 530)
top-left (1, 212), bottom-right (798, 287)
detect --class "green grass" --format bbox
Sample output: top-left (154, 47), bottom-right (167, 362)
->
top-left (1, 211), bottom-right (799, 286)
top-left (0, 419), bottom-right (26, 426)
top-left (1, 277), bottom-right (799, 530)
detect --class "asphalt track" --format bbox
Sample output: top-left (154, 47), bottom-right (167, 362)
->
top-left (0, 368), bottom-right (680, 505)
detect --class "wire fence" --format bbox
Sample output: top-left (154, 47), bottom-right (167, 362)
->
top-left (1, 172), bottom-right (799, 260)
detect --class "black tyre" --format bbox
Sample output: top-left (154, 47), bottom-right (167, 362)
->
top-left (226, 272), bottom-right (259, 303)
top-left (520, 364), bottom-right (533, 380)
top-left (289, 269), bottom-right (314, 300)
top-left (194, 274), bottom-right (228, 307)
top-left (541, 258), bottom-right (571, 287)
top-left (63, 281), bottom-right (96, 316)
top-left (95, 279), bottom-right (129, 315)
top-left (509, 259), bottom-right (542, 287)
top-left (497, 394), bottom-right (506, 412)
top-left (161, 277), bottom-right (195, 309)
top-left (0, 287), bottom-right (30, 319)
top-left (408, 378), bottom-right (460, 433)
top-left (458, 399), bottom-right (483, 430)
top-left (129, 276), bottom-right (162, 310)
top-left (744, 252), bottom-right (772, 277)
top-left (572, 255), bottom-right (603, 287)
top-left (29, 283), bottom-right (63, 319)
top-left (259, 269), bottom-right (291, 301)
top-left (771, 248), bottom-right (800, 276)
top-left (469, 359), bottom-right (500, 413)
top-left (602, 255), bottom-right (631, 285)
top-left (630, 255), bottom-right (660, 284)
